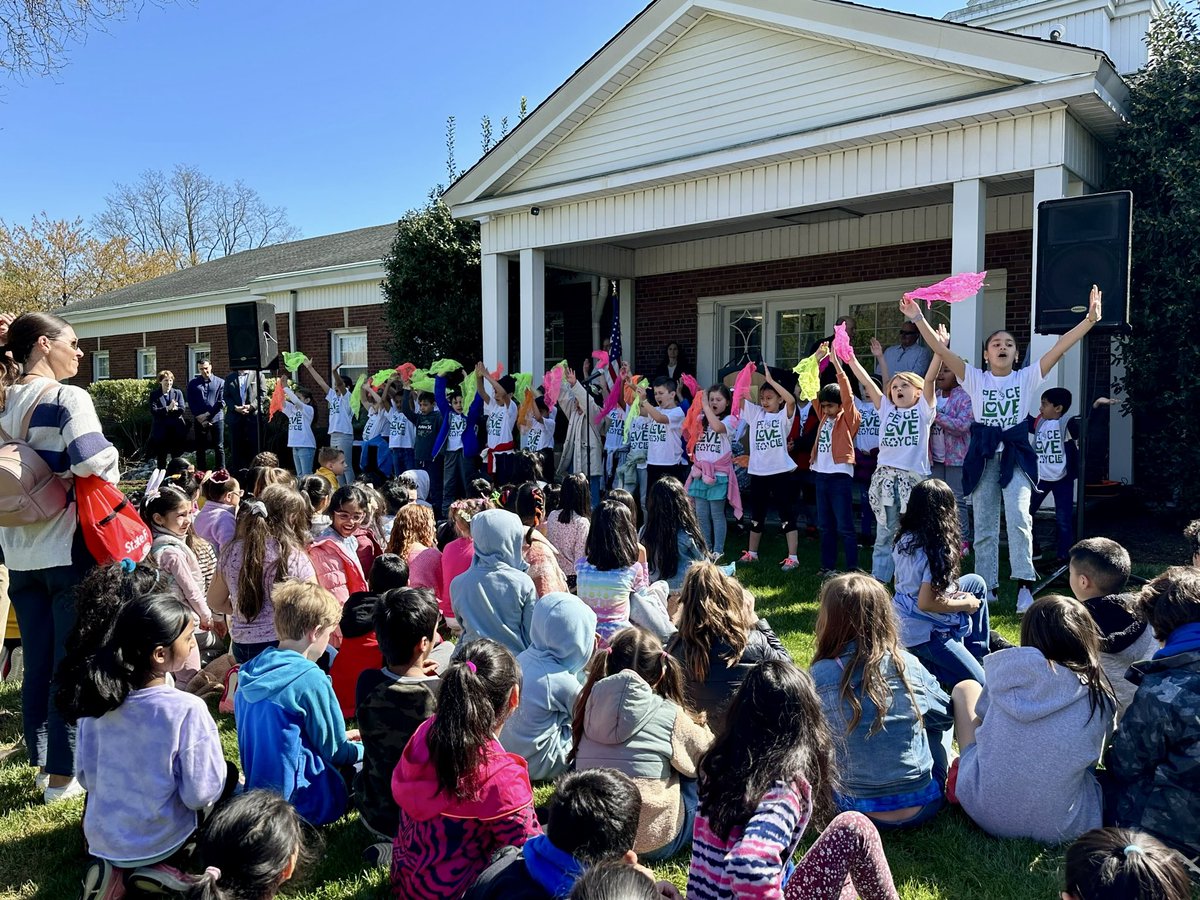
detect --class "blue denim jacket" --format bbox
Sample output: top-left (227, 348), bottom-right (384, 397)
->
top-left (812, 646), bottom-right (952, 802)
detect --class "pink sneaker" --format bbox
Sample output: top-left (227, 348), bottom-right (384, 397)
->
top-left (738, 551), bottom-right (758, 563)
top-left (80, 859), bottom-right (126, 900)
top-left (779, 557), bottom-right (800, 572)
top-left (127, 863), bottom-right (195, 895)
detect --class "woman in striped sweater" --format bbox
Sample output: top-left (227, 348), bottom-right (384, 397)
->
top-left (687, 660), bottom-right (899, 900)
top-left (0, 312), bottom-right (120, 804)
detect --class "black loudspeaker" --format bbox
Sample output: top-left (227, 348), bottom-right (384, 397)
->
top-left (226, 301), bottom-right (277, 369)
top-left (1035, 191), bottom-right (1132, 335)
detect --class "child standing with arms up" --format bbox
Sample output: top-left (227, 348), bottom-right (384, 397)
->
top-left (810, 349), bottom-right (862, 576)
top-left (686, 385), bottom-right (741, 561)
top-left (282, 385), bottom-right (317, 478)
top-left (904, 287), bottom-right (1102, 605)
top-left (638, 377), bottom-right (688, 490)
top-left (738, 369), bottom-right (801, 571)
top-left (844, 338), bottom-right (940, 583)
top-left (476, 363), bottom-right (520, 485)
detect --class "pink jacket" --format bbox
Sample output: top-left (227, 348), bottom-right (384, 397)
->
top-left (934, 385), bottom-right (972, 467)
top-left (151, 532), bottom-right (212, 625)
top-left (406, 546), bottom-right (445, 605)
top-left (309, 536), bottom-right (368, 606)
top-left (439, 538), bottom-right (473, 619)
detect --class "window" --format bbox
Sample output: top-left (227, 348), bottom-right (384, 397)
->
top-left (773, 306), bottom-right (828, 371)
top-left (331, 328), bottom-right (368, 383)
top-left (725, 305), bottom-right (763, 370)
top-left (187, 343), bottom-right (211, 376)
top-left (92, 351), bottom-right (110, 381)
top-left (136, 348), bottom-right (157, 380)
top-left (545, 310), bottom-right (565, 364)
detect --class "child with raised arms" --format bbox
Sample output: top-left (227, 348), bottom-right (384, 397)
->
top-left (737, 368), bottom-right (801, 571)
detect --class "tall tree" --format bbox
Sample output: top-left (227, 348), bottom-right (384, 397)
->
top-left (381, 193), bottom-right (481, 366)
top-left (96, 164), bottom-right (300, 267)
top-left (1107, 3), bottom-right (1200, 506)
top-left (0, 212), bottom-right (176, 311)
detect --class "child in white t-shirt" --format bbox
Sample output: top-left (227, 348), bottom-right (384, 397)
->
top-left (637, 376), bottom-right (687, 492)
top-left (620, 414), bottom-right (650, 514)
top-left (476, 362), bottom-right (519, 485)
top-left (845, 344), bottom-right (940, 583)
top-left (686, 384), bottom-right (740, 559)
top-left (904, 286), bottom-right (1103, 604)
top-left (602, 403), bottom-right (628, 487)
top-left (737, 368), bottom-right (801, 572)
top-left (283, 385), bottom-right (317, 477)
top-left (1029, 387), bottom-right (1076, 566)
top-left (854, 394), bottom-right (881, 541)
top-left (387, 385), bottom-right (414, 477)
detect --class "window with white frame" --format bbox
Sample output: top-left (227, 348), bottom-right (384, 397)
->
top-left (136, 348), bottom-right (157, 380)
top-left (331, 328), bottom-right (368, 384)
top-left (92, 351), bottom-right (110, 381)
top-left (187, 343), bottom-right (211, 376)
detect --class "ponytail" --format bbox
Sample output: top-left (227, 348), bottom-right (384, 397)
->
top-left (0, 312), bottom-right (70, 410)
top-left (229, 499), bottom-right (271, 623)
top-left (426, 640), bottom-right (521, 799)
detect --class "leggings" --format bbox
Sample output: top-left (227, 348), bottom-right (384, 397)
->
top-left (749, 471), bottom-right (799, 534)
top-left (694, 496), bottom-right (729, 555)
top-left (783, 812), bottom-right (899, 900)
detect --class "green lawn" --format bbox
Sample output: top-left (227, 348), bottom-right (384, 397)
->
top-left (0, 533), bottom-right (1134, 899)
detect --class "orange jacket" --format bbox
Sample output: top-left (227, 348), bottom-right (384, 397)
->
top-left (809, 369), bottom-right (862, 468)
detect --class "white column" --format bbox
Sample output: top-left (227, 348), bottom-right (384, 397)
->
top-left (696, 299), bottom-right (717, 388)
top-left (519, 248), bottom-right (546, 383)
top-left (618, 278), bottom-right (636, 369)
top-left (950, 179), bottom-right (987, 366)
top-left (481, 253), bottom-right (509, 371)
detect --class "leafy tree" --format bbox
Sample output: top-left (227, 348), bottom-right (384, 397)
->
top-left (1107, 3), bottom-right (1200, 507)
top-left (0, 212), bottom-right (176, 311)
top-left (381, 193), bottom-right (481, 366)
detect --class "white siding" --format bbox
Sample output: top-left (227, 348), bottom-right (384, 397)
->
top-left (481, 108), bottom-right (1070, 255)
top-left (635, 194), bottom-right (1032, 276)
top-left (506, 15), bottom-right (1016, 194)
top-left (1007, 10), bottom-right (1111, 57)
top-left (1112, 11), bottom-right (1152, 75)
top-left (1063, 115), bottom-right (1106, 189)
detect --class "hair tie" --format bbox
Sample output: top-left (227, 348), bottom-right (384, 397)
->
top-left (245, 500), bottom-right (268, 520)
top-left (119, 558), bottom-right (136, 573)
top-left (205, 866), bottom-right (221, 881)
top-left (465, 660), bottom-right (477, 673)
top-left (1123, 844), bottom-right (1145, 858)
top-left (209, 469), bottom-right (231, 485)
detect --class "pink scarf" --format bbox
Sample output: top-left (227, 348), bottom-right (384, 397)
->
top-left (685, 452), bottom-right (743, 520)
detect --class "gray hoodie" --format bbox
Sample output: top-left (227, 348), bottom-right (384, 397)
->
top-left (500, 593), bottom-right (597, 780)
top-left (449, 509), bottom-right (538, 657)
top-left (955, 646), bottom-right (1114, 844)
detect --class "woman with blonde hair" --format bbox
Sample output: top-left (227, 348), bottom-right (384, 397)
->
top-left (666, 561), bottom-right (790, 732)
top-left (811, 572), bottom-right (952, 829)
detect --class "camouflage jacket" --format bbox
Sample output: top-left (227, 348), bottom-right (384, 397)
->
top-left (1106, 649), bottom-right (1200, 856)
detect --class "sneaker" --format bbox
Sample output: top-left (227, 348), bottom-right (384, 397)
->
top-left (8, 647), bottom-right (22, 683)
top-left (44, 777), bottom-right (85, 804)
top-left (989, 629), bottom-right (1017, 652)
top-left (363, 841), bottom-right (393, 868)
top-left (1016, 586), bottom-right (1035, 615)
top-left (779, 557), bottom-right (800, 573)
top-left (738, 551), bottom-right (758, 564)
top-left (79, 858), bottom-right (125, 900)
top-left (126, 863), bottom-right (195, 895)
top-left (34, 770), bottom-right (49, 793)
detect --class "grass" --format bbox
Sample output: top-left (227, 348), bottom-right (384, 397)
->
top-left (0, 530), bottom-right (1152, 899)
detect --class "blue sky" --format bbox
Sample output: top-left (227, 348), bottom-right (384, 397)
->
top-left (1, 0), bottom-right (952, 239)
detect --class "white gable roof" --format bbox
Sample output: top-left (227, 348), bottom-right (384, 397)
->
top-left (443, 0), bottom-right (1124, 211)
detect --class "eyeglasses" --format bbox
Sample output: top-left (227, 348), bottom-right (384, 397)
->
top-left (898, 330), bottom-right (918, 337)
top-left (333, 510), bottom-right (364, 522)
top-left (51, 337), bottom-right (79, 350)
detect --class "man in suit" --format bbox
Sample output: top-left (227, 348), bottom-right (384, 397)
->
top-left (225, 367), bottom-right (266, 475)
top-left (187, 359), bottom-right (226, 470)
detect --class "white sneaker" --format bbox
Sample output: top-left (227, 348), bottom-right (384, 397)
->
top-left (1016, 586), bottom-right (1035, 615)
top-left (44, 777), bottom-right (85, 804)
top-left (34, 771), bottom-right (49, 793)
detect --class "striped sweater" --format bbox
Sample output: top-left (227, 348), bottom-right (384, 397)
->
top-left (0, 378), bottom-right (120, 571)
top-left (687, 778), bottom-right (811, 900)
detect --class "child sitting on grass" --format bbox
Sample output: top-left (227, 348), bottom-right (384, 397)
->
top-left (355, 586), bottom-right (444, 864)
top-left (1062, 827), bottom-right (1192, 900)
top-left (193, 470), bottom-right (241, 552)
top-left (236, 581), bottom-right (363, 826)
top-left (1068, 537), bottom-right (1158, 717)
top-left (1105, 566), bottom-right (1200, 861)
top-left (392, 639), bottom-right (540, 900)
top-left (450, 508), bottom-right (538, 657)
top-left (331, 553), bottom-right (409, 719)
top-left (501, 592), bottom-right (597, 781)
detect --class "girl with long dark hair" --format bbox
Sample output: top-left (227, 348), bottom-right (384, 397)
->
top-left (544, 472), bottom-right (591, 580)
top-left (642, 476), bottom-right (708, 597)
top-left (574, 500), bottom-right (647, 646)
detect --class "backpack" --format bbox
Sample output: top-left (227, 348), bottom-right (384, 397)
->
top-left (0, 382), bottom-right (69, 527)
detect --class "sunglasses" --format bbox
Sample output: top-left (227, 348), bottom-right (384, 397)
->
top-left (899, 330), bottom-right (918, 336)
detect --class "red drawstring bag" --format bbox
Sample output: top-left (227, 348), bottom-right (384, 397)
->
top-left (76, 475), bottom-right (151, 565)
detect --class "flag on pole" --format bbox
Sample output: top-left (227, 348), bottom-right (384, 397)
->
top-left (608, 290), bottom-right (622, 367)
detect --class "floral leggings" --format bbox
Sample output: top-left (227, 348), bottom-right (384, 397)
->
top-left (784, 812), bottom-right (899, 900)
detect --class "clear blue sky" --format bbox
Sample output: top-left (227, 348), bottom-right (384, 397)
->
top-left (1, 0), bottom-right (952, 239)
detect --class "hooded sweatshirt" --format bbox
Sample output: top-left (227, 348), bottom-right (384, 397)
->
top-left (954, 646), bottom-right (1114, 844)
top-left (235, 646), bottom-right (364, 826)
top-left (403, 468), bottom-right (434, 508)
top-left (450, 509), bottom-right (538, 657)
top-left (501, 593), bottom-right (598, 780)
top-left (575, 669), bottom-right (713, 855)
top-left (391, 717), bottom-right (540, 900)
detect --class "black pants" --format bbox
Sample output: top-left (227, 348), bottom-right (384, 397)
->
top-left (749, 471), bottom-right (800, 534)
top-left (227, 413), bottom-right (260, 474)
top-left (194, 420), bottom-right (225, 471)
top-left (646, 463), bottom-right (689, 495)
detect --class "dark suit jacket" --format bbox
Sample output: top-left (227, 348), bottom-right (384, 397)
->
top-left (224, 371), bottom-right (266, 415)
top-left (187, 375), bottom-right (225, 425)
top-left (149, 387), bottom-right (187, 441)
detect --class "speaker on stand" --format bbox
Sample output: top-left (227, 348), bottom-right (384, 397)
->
top-left (225, 300), bottom-right (278, 455)
top-left (1031, 191), bottom-right (1132, 595)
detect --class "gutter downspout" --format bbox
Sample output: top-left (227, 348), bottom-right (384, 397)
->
top-left (289, 290), bottom-right (298, 355)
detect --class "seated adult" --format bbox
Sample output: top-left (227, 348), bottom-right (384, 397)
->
top-left (665, 562), bottom-right (790, 733)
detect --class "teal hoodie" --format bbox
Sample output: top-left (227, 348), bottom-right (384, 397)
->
top-left (450, 509), bottom-right (538, 657)
top-left (501, 593), bottom-right (598, 780)
top-left (235, 646), bottom-right (363, 826)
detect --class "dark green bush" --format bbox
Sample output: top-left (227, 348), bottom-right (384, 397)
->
top-left (88, 378), bottom-right (154, 457)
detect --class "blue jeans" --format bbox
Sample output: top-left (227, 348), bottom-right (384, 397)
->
top-left (694, 496), bottom-right (728, 555)
top-left (871, 498), bottom-right (901, 583)
top-left (589, 475), bottom-right (603, 509)
top-left (908, 573), bottom-right (991, 687)
top-left (293, 446), bottom-right (316, 478)
top-left (329, 432), bottom-right (355, 485)
top-left (232, 639), bottom-right (278, 665)
top-left (1030, 476), bottom-right (1075, 561)
top-left (932, 462), bottom-right (971, 543)
top-left (815, 471), bottom-right (858, 572)
top-left (392, 447), bottom-right (414, 477)
top-left (640, 776), bottom-right (698, 861)
top-left (971, 454), bottom-right (1037, 590)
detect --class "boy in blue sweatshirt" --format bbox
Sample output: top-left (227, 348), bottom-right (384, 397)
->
top-left (236, 581), bottom-right (364, 826)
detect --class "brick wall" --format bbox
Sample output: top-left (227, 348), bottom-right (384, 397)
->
top-left (633, 229), bottom-right (1033, 374)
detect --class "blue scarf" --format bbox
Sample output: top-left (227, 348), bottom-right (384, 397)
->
top-left (522, 834), bottom-right (585, 898)
top-left (1154, 621), bottom-right (1200, 659)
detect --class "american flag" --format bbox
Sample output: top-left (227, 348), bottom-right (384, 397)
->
top-left (608, 289), bottom-right (622, 366)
